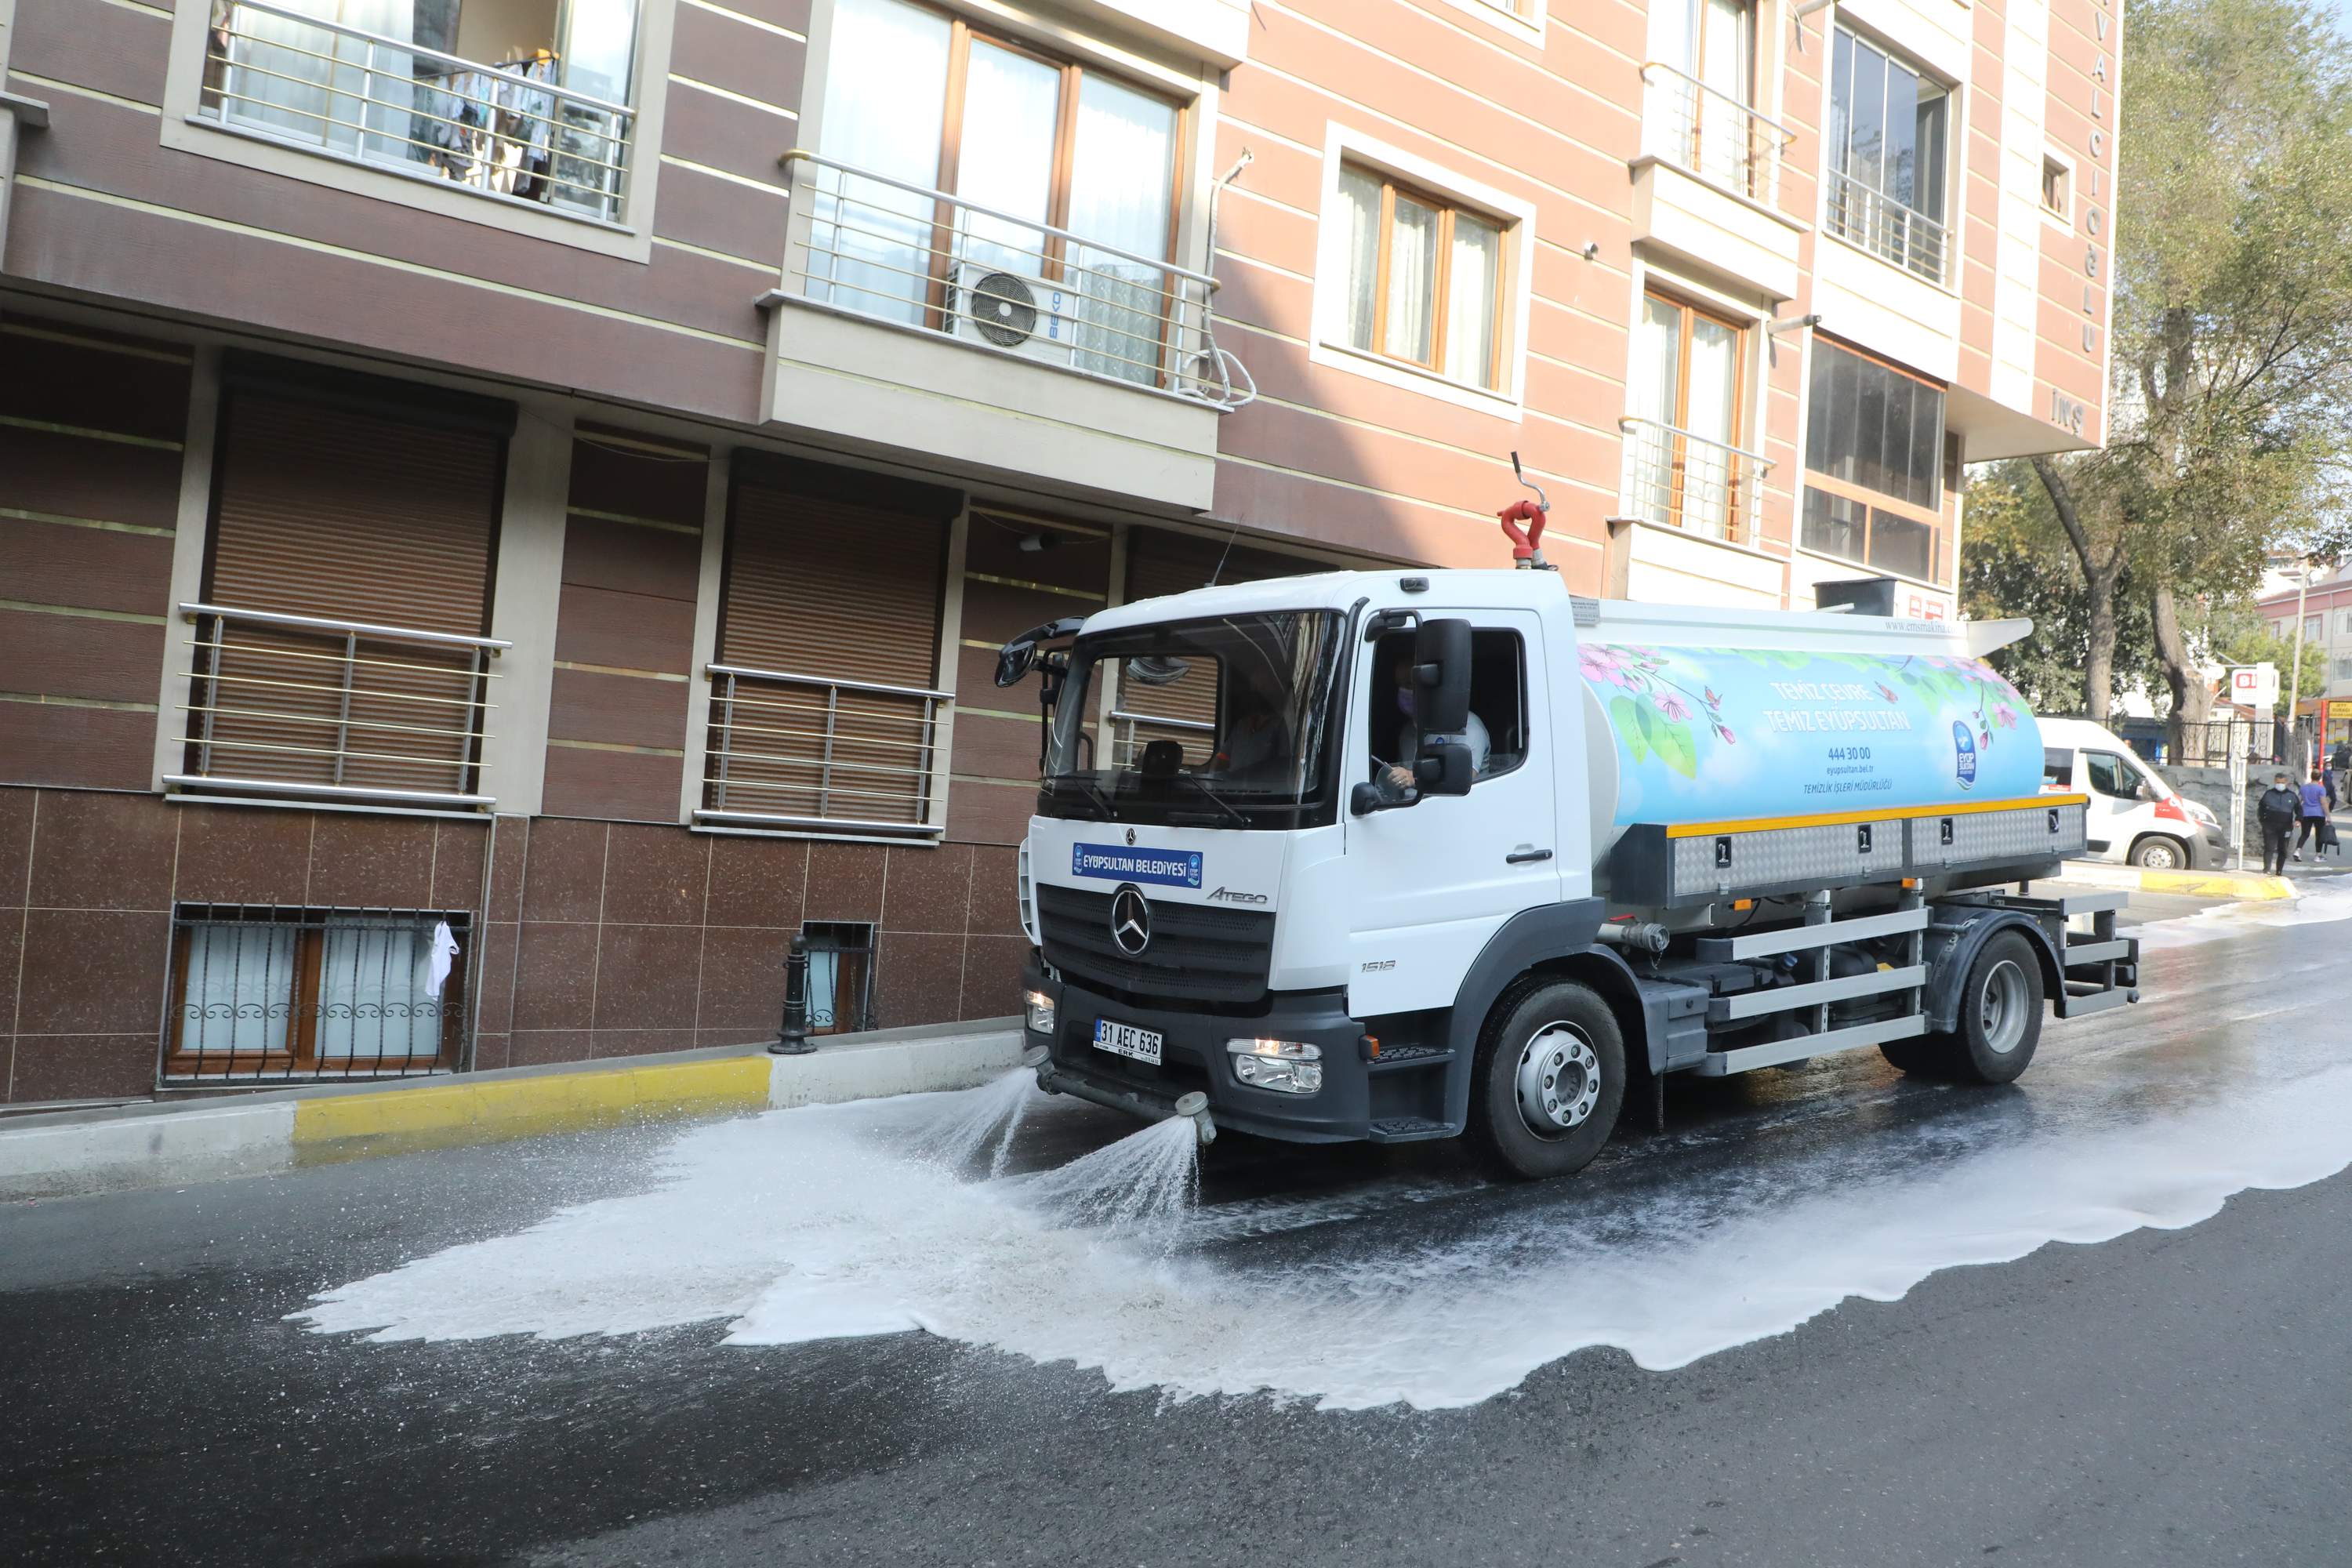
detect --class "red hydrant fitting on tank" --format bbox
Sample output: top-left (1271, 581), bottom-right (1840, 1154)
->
top-left (1500, 451), bottom-right (1552, 571)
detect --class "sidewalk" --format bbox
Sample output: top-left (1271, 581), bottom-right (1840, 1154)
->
top-left (0, 1019), bottom-right (1022, 1200)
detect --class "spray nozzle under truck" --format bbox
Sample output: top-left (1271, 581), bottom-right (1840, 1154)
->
top-left (993, 492), bottom-right (2141, 1181)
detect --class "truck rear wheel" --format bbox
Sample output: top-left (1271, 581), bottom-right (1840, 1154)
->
top-left (1886, 931), bottom-right (2044, 1084)
top-left (1469, 981), bottom-right (1626, 1180)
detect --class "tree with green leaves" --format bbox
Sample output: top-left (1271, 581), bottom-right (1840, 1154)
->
top-left (2009, 0), bottom-right (2352, 747)
top-left (1960, 459), bottom-right (2159, 713)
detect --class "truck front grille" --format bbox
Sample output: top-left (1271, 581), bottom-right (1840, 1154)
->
top-left (1036, 884), bottom-right (1274, 1005)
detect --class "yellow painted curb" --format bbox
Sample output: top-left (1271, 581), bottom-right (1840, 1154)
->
top-left (290, 1055), bottom-right (771, 1157)
top-left (2135, 868), bottom-right (2296, 901)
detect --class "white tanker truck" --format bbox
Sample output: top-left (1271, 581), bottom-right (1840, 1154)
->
top-left (995, 479), bottom-right (2139, 1179)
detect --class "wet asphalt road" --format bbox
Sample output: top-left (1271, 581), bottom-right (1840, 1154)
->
top-left (5, 880), bottom-right (2351, 1567)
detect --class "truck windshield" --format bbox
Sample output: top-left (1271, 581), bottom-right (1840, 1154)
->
top-left (1040, 612), bottom-right (1347, 829)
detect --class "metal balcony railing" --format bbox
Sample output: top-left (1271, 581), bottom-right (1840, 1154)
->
top-left (198, 0), bottom-right (635, 223)
top-left (1640, 62), bottom-right (1792, 206)
top-left (1110, 709), bottom-right (1216, 769)
top-left (166, 604), bottom-right (506, 811)
top-left (1824, 169), bottom-right (1949, 284)
top-left (1619, 417), bottom-right (1773, 546)
top-left (773, 148), bottom-right (1255, 411)
top-left (695, 663), bottom-right (951, 840)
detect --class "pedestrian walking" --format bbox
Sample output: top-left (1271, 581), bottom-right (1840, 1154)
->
top-left (2296, 770), bottom-right (2336, 861)
top-left (2258, 771), bottom-right (2300, 876)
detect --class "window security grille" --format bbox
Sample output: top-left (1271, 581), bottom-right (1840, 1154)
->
top-left (165, 904), bottom-right (470, 1082)
top-left (800, 920), bottom-right (877, 1036)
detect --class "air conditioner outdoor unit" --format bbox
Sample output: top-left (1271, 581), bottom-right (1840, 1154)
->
top-left (946, 261), bottom-right (1077, 366)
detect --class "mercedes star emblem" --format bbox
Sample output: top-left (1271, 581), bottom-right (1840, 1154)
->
top-left (1109, 884), bottom-right (1152, 956)
top-left (1125, 827), bottom-right (1137, 846)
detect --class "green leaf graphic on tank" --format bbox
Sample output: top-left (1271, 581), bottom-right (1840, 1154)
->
top-left (1578, 644), bottom-right (2038, 826)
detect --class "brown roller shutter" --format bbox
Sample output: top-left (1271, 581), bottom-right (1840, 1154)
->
top-left (194, 393), bottom-right (503, 797)
top-left (709, 469), bottom-right (952, 826)
top-left (719, 485), bottom-right (946, 682)
top-left (1114, 530), bottom-right (1323, 760)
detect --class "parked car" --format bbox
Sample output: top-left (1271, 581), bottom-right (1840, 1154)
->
top-left (2038, 717), bottom-right (2226, 870)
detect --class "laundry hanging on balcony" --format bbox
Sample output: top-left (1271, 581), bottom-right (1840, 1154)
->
top-left (422, 54), bottom-right (557, 200)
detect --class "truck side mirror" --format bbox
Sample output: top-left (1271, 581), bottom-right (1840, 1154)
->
top-left (1415, 740), bottom-right (1474, 797)
top-left (1412, 618), bottom-right (1472, 734)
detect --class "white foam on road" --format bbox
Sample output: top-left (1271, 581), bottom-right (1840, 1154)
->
top-left (294, 1046), bottom-right (2352, 1410)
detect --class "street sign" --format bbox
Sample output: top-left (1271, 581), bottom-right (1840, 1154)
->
top-left (2228, 664), bottom-right (2280, 713)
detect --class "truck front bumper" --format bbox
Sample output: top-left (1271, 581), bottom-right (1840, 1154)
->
top-left (1022, 956), bottom-right (1378, 1143)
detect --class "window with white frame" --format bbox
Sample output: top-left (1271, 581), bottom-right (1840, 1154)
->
top-left (1439, 0), bottom-right (1545, 33)
top-left (2041, 154), bottom-right (2071, 217)
top-left (1334, 162), bottom-right (1512, 392)
top-left (198, 0), bottom-right (641, 222)
top-left (1647, 0), bottom-right (1766, 196)
top-left (1825, 26), bottom-right (1951, 281)
top-left (805, 0), bottom-right (1186, 389)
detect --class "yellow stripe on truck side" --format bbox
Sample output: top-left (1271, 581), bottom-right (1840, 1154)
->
top-left (1663, 794), bottom-right (2089, 839)
top-left (289, 1056), bottom-right (772, 1156)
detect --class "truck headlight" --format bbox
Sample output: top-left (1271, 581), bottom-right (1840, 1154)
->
top-left (1226, 1038), bottom-right (1322, 1095)
top-left (1024, 989), bottom-right (1057, 1036)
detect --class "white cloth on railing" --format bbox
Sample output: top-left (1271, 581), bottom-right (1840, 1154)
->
top-left (426, 920), bottom-right (460, 1000)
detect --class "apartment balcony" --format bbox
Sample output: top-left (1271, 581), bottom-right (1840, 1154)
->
top-left (165, 604), bottom-right (508, 813)
top-left (1629, 64), bottom-right (1802, 302)
top-left (1824, 170), bottom-right (1949, 285)
top-left (757, 150), bottom-right (1250, 514)
top-left (1614, 418), bottom-right (1786, 608)
top-left (193, 0), bottom-right (635, 226)
top-left (1618, 417), bottom-right (1772, 546)
top-left (1812, 169), bottom-right (1964, 383)
top-left (695, 663), bottom-right (953, 844)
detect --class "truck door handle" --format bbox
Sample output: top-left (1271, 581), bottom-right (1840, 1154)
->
top-left (1505, 848), bottom-right (1554, 864)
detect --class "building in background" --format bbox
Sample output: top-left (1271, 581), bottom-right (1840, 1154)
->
top-left (2259, 564), bottom-right (2352, 759)
top-left (0, 0), bottom-right (2116, 1105)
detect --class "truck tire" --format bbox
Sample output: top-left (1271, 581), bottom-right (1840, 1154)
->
top-left (1469, 981), bottom-right (1626, 1180)
top-left (1889, 931), bottom-right (2045, 1084)
top-left (2129, 835), bottom-right (2187, 871)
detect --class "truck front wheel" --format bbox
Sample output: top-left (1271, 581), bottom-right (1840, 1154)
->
top-left (1469, 981), bottom-right (1626, 1180)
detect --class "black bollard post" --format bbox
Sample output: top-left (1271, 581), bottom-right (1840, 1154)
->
top-left (771, 934), bottom-right (815, 1055)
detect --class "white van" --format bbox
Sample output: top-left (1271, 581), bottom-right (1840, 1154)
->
top-left (2038, 717), bottom-right (2227, 870)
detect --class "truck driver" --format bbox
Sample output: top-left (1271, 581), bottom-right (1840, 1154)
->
top-left (1376, 644), bottom-right (1492, 795)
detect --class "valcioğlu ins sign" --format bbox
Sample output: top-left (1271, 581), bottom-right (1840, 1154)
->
top-left (2051, 0), bottom-right (2115, 440)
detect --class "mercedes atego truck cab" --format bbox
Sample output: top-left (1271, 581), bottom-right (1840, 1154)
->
top-left (1000, 495), bottom-right (2141, 1180)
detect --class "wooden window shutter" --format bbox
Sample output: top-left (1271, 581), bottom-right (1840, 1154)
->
top-left (719, 483), bottom-right (949, 682)
top-left (710, 466), bottom-right (953, 826)
top-left (196, 392), bottom-right (503, 797)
